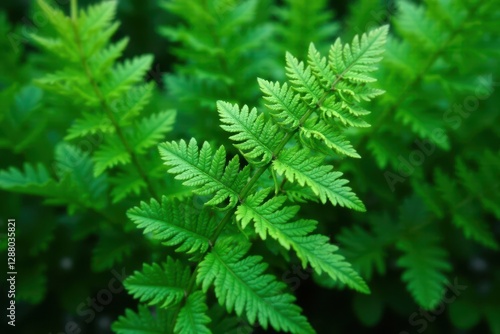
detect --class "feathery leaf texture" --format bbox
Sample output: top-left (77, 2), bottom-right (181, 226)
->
top-left (174, 292), bottom-right (211, 334)
top-left (124, 257), bottom-right (190, 309)
top-left (128, 197), bottom-right (216, 256)
top-left (120, 24), bottom-right (389, 334)
top-left (218, 101), bottom-right (282, 166)
top-left (274, 147), bottom-right (366, 211)
top-left (158, 139), bottom-right (250, 209)
top-left (237, 189), bottom-right (370, 293)
top-left (197, 238), bottom-right (315, 334)
top-left (397, 233), bottom-right (452, 310)
top-left (29, 0), bottom-right (175, 201)
top-left (113, 305), bottom-right (171, 334)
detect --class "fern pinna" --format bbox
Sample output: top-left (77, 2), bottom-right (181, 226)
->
top-left (114, 26), bottom-right (389, 333)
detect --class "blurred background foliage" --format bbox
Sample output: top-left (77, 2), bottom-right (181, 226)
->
top-left (0, 0), bottom-right (499, 333)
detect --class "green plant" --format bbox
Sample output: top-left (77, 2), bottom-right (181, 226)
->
top-left (159, 0), bottom-right (276, 145)
top-left (1, 0), bottom-right (499, 333)
top-left (113, 25), bottom-right (389, 333)
top-left (336, 0), bottom-right (500, 327)
top-left (0, 0), bottom-right (179, 297)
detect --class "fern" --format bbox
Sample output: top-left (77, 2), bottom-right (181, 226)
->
top-left (0, 0), bottom-right (180, 315)
top-left (334, 0), bottom-right (500, 317)
top-left (128, 198), bottom-right (217, 255)
top-left (119, 25), bottom-right (388, 333)
top-left (160, 0), bottom-right (275, 145)
top-left (3, 1), bottom-right (500, 333)
top-left (29, 0), bottom-right (176, 200)
top-left (397, 233), bottom-right (451, 310)
top-left (125, 257), bottom-right (191, 308)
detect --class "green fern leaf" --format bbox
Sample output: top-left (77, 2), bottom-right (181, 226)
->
top-left (274, 147), bottom-right (365, 211)
top-left (307, 43), bottom-right (336, 86)
top-left (92, 136), bottom-right (131, 176)
top-left (113, 83), bottom-right (155, 124)
top-left (175, 291), bottom-right (212, 334)
top-left (397, 233), bottom-right (451, 309)
top-left (89, 37), bottom-right (129, 80)
top-left (435, 168), bottom-right (498, 249)
top-left (285, 52), bottom-right (324, 103)
top-left (158, 139), bottom-right (250, 209)
top-left (217, 101), bottom-right (282, 165)
top-left (329, 25), bottom-right (388, 82)
top-left (130, 110), bottom-right (176, 154)
top-left (65, 112), bottom-right (114, 140)
top-left (52, 143), bottom-right (108, 212)
top-left (34, 0), bottom-right (73, 49)
top-left (258, 78), bottom-right (308, 129)
top-left (0, 162), bottom-right (56, 197)
top-left (110, 171), bottom-right (146, 203)
top-left (337, 224), bottom-right (387, 280)
top-left (103, 55), bottom-right (154, 100)
top-left (237, 189), bottom-right (370, 293)
top-left (112, 305), bottom-right (171, 334)
top-left (125, 257), bottom-right (190, 308)
top-left (301, 117), bottom-right (360, 158)
top-left (197, 237), bottom-right (315, 334)
top-left (128, 197), bottom-right (216, 255)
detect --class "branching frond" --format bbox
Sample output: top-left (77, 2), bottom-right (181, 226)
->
top-left (197, 238), bottom-right (315, 334)
top-left (274, 147), bottom-right (366, 211)
top-left (237, 189), bottom-right (370, 293)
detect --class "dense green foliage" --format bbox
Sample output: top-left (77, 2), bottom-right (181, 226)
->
top-left (0, 0), bottom-right (499, 333)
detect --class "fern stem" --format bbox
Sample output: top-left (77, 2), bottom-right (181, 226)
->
top-left (69, 18), bottom-right (159, 200)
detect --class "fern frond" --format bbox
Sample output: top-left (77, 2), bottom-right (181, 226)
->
top-left (158, 139), bottom-right (250, 209)
top-left (337, 223), bottom-right (388, 280)
top-left (128, 197), bottom-right (216, 256)
top-left (130, 110), bottom-right (176, 154)
top-left (237, 189), bottom-right (369, 293)
top-left (110, 170), bottom-right (146, 204)
top-left (0, 162), bottom-right (56, 197)
top-left (301, 117), bottom-right (360, 158)
top-left (102, 55), bottom-right (154, 100)
top-left (89, 37), bottom-right (129, 79)
top-left (274, 147), bottom-right (365, 211)
top-left (397, 233), bottom-right (451, 309)
top-left (54, 143), bottom-right (108, 208)
top-left (329, 26), bottom-right (388, 82)
top-left (31, 0), bottom-right (173, 201)
top-left (175, 291), bottom-right (211, 334)
top-left (285, 52), bottom-right (324, 103)
top-left (93, 136), bottom-right (131, 176)
top-left (125, 257), bottom-right (190, 308)
top-left (65, 112), bottom-right (114, 140)
top-left (113, 83), bottom-right (155, 125)
top-left (276, 0), bottom-right (339, 60)
top-left (435, 168), bottom-right (498, 249)
top-left (112, 305), bottom-right (171, 334)
top-left (257, 78), bottom-right (308, 129)
top-left (197, 238), bottom-right (315, 334)
top-left (217, 101), bottom-right (282, 165)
